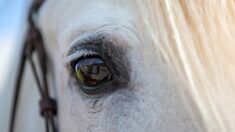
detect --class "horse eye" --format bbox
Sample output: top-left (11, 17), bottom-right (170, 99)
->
top-left (74, 57), bottom-right (113, 94)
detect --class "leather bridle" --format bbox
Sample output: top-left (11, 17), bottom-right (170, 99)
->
top-left (9, 0), bottom-right (58, 132)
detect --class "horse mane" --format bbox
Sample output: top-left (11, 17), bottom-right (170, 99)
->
top-left (136, 0), bottom-right (235, 131)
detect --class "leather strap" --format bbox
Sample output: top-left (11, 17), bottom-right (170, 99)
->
top-left (9, 0), bottom-right (58, 132)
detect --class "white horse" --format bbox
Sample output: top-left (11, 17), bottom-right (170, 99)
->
top-left (6, 0), bottom-right (235, 132)
top-left (37, 0), bottom-right (199, 131)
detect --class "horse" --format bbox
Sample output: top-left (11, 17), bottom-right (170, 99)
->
top-left (8, 0), bottom-right (235, 132)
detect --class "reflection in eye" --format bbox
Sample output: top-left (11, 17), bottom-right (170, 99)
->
top-left (74, 57), bottom-right (113, 87)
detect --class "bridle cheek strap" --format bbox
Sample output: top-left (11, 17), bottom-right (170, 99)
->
top-left (9, 0), bottom-right (58, 132)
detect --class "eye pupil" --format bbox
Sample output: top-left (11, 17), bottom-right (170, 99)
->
top-left (75, 57), bottom-right (112, 87)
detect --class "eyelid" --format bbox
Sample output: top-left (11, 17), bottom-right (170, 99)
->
top-left (64, 48), bottom-right (98, 65)
top-left (63, 33), bottom-right (106, 64)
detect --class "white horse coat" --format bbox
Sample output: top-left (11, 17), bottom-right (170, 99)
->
top-left (2, 0), bottom-right (203, 132)
top-left (38, 0), bottom-right (199, 131)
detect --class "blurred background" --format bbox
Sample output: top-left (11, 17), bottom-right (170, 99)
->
top-left (0, 0), bottom-right (44, 131)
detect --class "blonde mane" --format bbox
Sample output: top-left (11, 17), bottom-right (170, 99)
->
top-left (136, 0), bottom-right (235, 131)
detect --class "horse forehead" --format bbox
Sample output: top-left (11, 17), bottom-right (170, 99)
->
top-left (39, 0), bottom-right (140, 48)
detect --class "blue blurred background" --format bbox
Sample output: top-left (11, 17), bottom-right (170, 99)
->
top-left (0, 0), bottom-right (44, 132)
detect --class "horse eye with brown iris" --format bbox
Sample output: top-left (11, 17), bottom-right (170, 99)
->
top-left (73, 57), bottom-right (113, 94)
